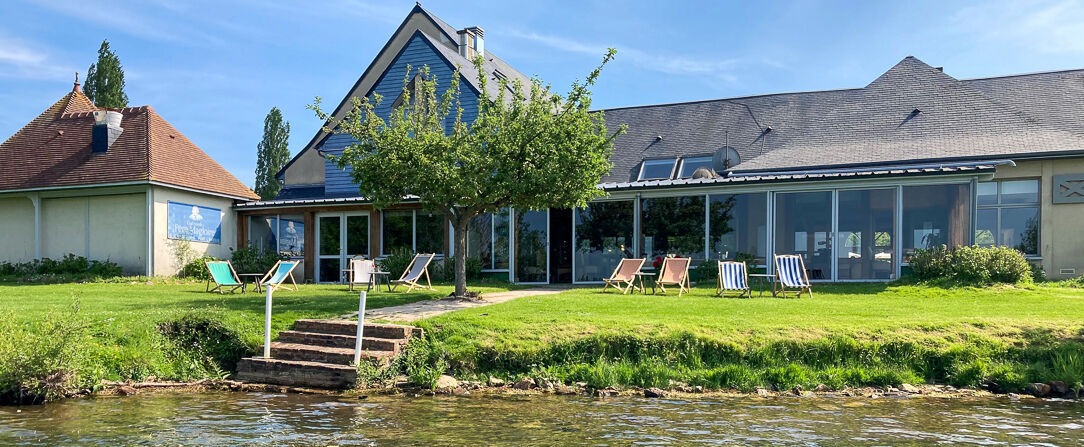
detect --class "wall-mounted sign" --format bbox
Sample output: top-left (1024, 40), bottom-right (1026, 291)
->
top-left (167, 201), bottom-right (222, 244)
top-left (1053, 174), bottom-right (1084, 204)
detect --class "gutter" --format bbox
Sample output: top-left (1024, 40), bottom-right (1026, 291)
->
top-left (728, 159), bottom-right (1016, 178)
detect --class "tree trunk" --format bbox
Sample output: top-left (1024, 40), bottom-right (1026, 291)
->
top-left (453, 218), bottom-right (470, 298)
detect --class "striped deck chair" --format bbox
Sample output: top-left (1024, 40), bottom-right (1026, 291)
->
top-left (774, 254), bottom-right (812, 298)
top-left (716, 261), bottom-right (751, 298)
top-left (655, 257), bottom-right (691, 296)
top-left (602, 258), bottom-right (646, 294)
top-left (391, 253), bottom-right (435, 292)
top-left (259, 260), bottom-right (300, 292)
top-left (205, 260), bottom-right (242, 294)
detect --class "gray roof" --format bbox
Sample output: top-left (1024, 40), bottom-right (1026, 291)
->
top-left (601, 57), bottom-right (1084, 183)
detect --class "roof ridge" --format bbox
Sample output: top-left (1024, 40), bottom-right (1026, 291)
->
top-left (962, 67), bottom-right (1084, 82)
top-left (596, 87), bottom-right (862, 113)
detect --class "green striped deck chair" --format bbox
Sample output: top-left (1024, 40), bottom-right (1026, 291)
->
top-left (205, 261), bottom-right (242, 294)
top-left (259, 260), bottom-right (300, 292)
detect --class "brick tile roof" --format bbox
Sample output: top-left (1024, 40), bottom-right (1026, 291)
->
top-left (0, 85), bottom-right (259, 200)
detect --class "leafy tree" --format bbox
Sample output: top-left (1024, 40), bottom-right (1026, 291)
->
top-left (311, 50), bottom-right (624, 297)
top-left (84, 40), bottom-right (128, 108)
top-left (254, 107), bottom-right (291, 200)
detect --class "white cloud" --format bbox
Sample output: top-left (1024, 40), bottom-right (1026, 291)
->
top-left (0, 34), bottom-right (75, 81)
top-left (953, 0), bottom-right (1084, 53)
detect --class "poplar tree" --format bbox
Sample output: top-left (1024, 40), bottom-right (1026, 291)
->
top-left (255, 107), bottom-right (291, 200)
top-left (85, 40), bottom-right (128, 108)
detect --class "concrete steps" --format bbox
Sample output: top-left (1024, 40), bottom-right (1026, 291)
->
top-left (235, 319), bottom-right (421, 389)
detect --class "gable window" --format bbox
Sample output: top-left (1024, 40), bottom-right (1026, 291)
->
top-left (638, 159), bottom-right (677, 180)
top-left (677, 157), bottom-right (713, 178)
top-left (975, 179), bottom-right (1040, 255)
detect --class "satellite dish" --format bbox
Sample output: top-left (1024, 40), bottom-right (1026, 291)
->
top-left (712, 146), bottom-right (740, 174)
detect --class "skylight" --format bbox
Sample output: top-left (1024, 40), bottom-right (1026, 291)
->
top-left (678, 157), bottom-right (713, 178)
top-left (638, 159), bottom-right (677, 180)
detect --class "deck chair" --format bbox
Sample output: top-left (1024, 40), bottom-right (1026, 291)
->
top-left (205, 260), bottom-right (242, 294)
top-left (655, 257), bottom-right (691, 296)
top-left (259, 260), bottom-right (300, 292)
top-left (774, 254), bottom-right (813, 298)
top-left (391, 253), bottom-right (436, 292)
top-left (602, 258), bottom-right (646, 294)
top-left (716, 261), bottom-right (751, 298)
top-left (348, 258), bottom-right (380, 292)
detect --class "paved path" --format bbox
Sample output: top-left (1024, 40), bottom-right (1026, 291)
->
top-left (346, 285), bottom-right (572, 322)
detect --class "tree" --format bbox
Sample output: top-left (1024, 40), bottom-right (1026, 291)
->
top-left (311, 50), bottom-right (624, 297)
top-left (85, 40), bottom-right (128, 108)
top-left (255, 107), bottom-right (292, 200)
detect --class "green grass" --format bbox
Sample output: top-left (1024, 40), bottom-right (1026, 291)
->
top-left (411, 281), bottom-right (1084, 392)
top-left (0, 278), bottom-right (515, 403)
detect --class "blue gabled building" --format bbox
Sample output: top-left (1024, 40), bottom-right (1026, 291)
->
top-left (237, 5), bottom-right (1084, 284)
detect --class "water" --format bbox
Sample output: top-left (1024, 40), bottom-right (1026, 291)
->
top-left (1, 392), bottom-right (1082, 446)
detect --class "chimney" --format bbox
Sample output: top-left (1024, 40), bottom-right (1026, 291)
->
top-left (457, 26), bottom-right (484, 59)
top-left (92, 110), bottom-right (124, 153)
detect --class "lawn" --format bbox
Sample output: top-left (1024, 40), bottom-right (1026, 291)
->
top-left (411, 281), bottom-right (1084, 392)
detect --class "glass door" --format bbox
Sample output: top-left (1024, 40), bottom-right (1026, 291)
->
top-left (774, 191), bottom-right (833, 280)
top-left (315, 212), bottom-right (369, 283)
top-left (836, 189), bottom-right (896, 280)
top-left (514, 209), bottom-right (549, 283)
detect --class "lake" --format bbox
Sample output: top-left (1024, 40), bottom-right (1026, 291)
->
top-left (2, 392), bottom-right (1082, 445)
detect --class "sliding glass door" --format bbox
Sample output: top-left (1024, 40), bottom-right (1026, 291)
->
top-left (837, 189), bottom-right (896, 280)
top-left (315, 212), bottom-right (369, 283)
top-left (774, 191), bottom-right (833, 280)
top-left (514, 209), bottom-right (549, 283)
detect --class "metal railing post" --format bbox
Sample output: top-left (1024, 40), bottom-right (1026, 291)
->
top-left (353, 291), bottom-right (367, 365)
top-left (263, 287), bottom-right (273, 358)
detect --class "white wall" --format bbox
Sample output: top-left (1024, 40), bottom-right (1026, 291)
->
top-left (0, 196), bottom-right (35, 263)
top-left (151, 186), bottom-right (239, 276)
top-left (39, 193), bottom-right (147, 274)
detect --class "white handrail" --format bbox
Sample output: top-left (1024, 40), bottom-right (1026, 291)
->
top-left (263, 286), bottom-right (273, 358)
top-left (353, 291), bottom-right (367, 365)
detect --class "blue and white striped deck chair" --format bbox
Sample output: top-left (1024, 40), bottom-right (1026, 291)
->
top-left (259, 260), bottom-right (300, 292)
top-left (774, 254), bottom-right (812, 298)
top-left (716, 261), bottom-right (750, 298)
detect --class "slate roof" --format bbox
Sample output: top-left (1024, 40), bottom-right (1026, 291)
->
top-left (601, 56), bottom-right (1084, 183)
top-left (0, 84), bottom-right (259, 200)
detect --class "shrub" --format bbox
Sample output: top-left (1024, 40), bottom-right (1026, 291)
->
top-left (157, 310), bottom-right (253, 373)
top-left (0, 254), bottom-right (122, 281)
top-left (906, 245), bottom-right (1032, 285)
top-left (377, 248), bottom-right (415, 278)
top-left (181, 256), bottom-right (218, 281)
top-left (384, 253), bottom-right (482, 283)
top-left (230, 245), bottom-right (282, 274)
top-left (0, 307), bottom-right (90, 404)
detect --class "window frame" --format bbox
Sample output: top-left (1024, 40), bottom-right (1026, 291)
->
top-left (975, 178), bottom-right (1041, 257)
top-left (380, 209), bottom-right (446, 257)
top-left (638, 158), bottom-right (678, 181)
top-left (677, 156), bottom-right (714, 178)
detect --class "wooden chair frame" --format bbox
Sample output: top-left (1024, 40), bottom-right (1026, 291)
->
top-left (602, 258), bottom-right (646, 294)
top-left (655, 257), bottom-right (691, 296)
top-left (391, 253), bottom-right (436, 293)
top-left (716, 261), bottom-right (751, 298)
top-left (259, 260), bottom-right (300, 292)
top-left (205, 260), bottom-right (242, 294)
top-left (774, 254), bottom-right (813, 299)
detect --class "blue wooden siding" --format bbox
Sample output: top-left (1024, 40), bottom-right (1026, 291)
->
top-left (321, 32), bottom-right (479, 196)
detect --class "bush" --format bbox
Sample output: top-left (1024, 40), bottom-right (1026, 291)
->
top-left (230, 246), bottom-right (282, 274)
top-left (157, 310), bottom-right (253, 373)
top-left (181, 256), bottom-right (218, 281)
top-left (906, 245), bottom-right (1032, 285)
top-left (0, 254), bottom-right (122, 281)
top-left (0, 306), bottom-right (90, 404)
top-left (382, 252), bottom-right (483, 283)
top-left (377, 248), bottom-right (415, 278)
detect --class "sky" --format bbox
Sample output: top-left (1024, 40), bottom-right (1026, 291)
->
top-left (1, 0), bottom-right (1082, 188)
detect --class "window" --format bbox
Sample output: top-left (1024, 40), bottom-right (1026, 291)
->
top-left (574, 201), bottom-right (634, 282)
top-left (381, 210), bottom-right (446, 256)
top-left (638, 159), bottom-right (677, 180)
top-left (976, 180), bottom-right (1040, 255)
top-left (248, 214), bottom-right (305, 257)
top-left (678, 157), bottom-right (713, 178)
top-left (775, 191), bottom-right (833, 280)
top-left (902, 184), bottom-right (971, 254)
top-left (467, 208), bottom-right (510, 270)
top-left (708, 193), bottom-right (767, 266)
top-left (641, 196), bottom-right (706, 261)
top-left (837, 189), bottom-right (896, 280)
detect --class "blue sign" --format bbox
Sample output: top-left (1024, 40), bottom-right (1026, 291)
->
top-left (167, 201), bottom-right (222, 244)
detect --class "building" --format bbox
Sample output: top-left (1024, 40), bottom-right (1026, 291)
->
top-left (239, 5), bottom-right (1084, 284)
top-left (0, 81), bottom-right (260, 275)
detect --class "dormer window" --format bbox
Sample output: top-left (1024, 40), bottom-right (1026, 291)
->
top-left (677, 156), bottom-right (713, 178)
top-left (638, 159), bottom-right (677, 180)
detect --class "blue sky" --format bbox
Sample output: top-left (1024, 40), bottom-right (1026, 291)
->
top-left (1, 0), bottom-right (1082, 188)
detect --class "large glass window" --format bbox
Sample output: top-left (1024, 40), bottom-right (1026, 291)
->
top-left (837, 189), bottom-right (896, 280)
top-left (515, 210), bottom-right (548, 283)
top-left (381, 210), bottom-right (413, 255)
top-left (248, 214), bottom-right (304, 257)
top-left (976, 180), bottom-right (1040, 255)
top-left (640, 196), bottom-right (706, 261)
top-left (678, 157), bottom-right (713, 178)
top-left (574, 201), bottom-right (634, 282)
top-left (775, 191), bottom-right (832, 280)
top-left (902, 184), bottom-right (971, 254)
top-left (467, 208), bottom-right (510, 270)
top-left (639, 159), bottom-right (677, 180)
top-left (416, 211), bottom-right (444, 254)
top-left (708, 193), bottom-right (767, 266)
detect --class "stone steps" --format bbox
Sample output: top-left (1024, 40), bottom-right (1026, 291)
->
top-left (235, 319), bottom-right (421, 389)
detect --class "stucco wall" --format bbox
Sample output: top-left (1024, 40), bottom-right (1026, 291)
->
top-left (995, 158), bottom-right (1084, 279)
top-left (0, 197), bottom-right (35, 263)
top-left (36, 193), bottom-right (147, 274)
top-left (282, 148), bottom-right (325, 186)
top-left (151, 186), bottom-right (239, 276)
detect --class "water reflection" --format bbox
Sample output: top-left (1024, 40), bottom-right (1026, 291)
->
top-left (1, 392), bottom-right (1082, 445)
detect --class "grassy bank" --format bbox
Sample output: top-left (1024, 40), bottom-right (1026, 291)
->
top-left (0, 279), bottom-right (514, 403)
top-left (406, 281), bottom-right (1084, 393)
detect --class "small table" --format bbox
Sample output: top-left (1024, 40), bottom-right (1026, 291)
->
top-left (747, 273), bottom-right (776, 297)
top-left (633, 272), bottom-right (656, 294)
top-left (237, 273), bottom-right (264, 293)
